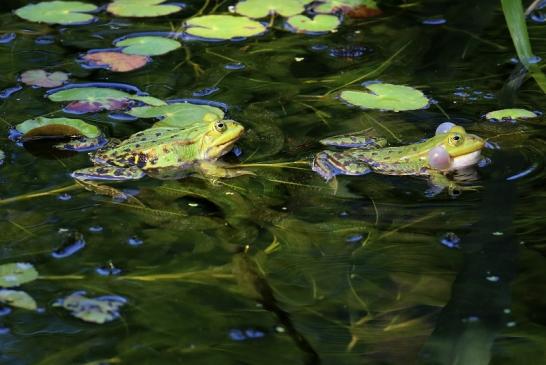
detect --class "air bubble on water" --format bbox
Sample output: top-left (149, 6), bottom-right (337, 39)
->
top-left (58, 193), bottom-right (72, 201)
top-left (96, 264), bottom-right (122, 276)
top-left (422, 18), bottom-right (447, 25)
top-left (224, 62), bottom-right (245, 70)
top-left (440, 232), bottom-right (461, 248)
top-left (0, 33), bottom-right (16, 44)
top-left (88, 225), bottom-right (103, 233)
top-left (462, 315), bottom-right (480, 323)
top-left (311, 44), bottom-right (328, 51)
top-left (345, 234), bottom-right (364, 244)
top-left (506, 321), bottom-right (517, 327)
top-left (485, 275), bottom-right (500, 282)
top-left (0, 307), bottom-right (12, 316)
top-left (228, 329), bottom-right (246, 341)
top-left (128, 236), bottom-right (143, 246)
top-left (339, 211), bottom-right (349, 217)
top-left (0, 327), bottom-right (10, 335)
top-left (503, 308), bottom-right (511, 314)
top-left (35, 35), bottom-right (56, 45)
top-left (275, 325), bottom-right (286, 333)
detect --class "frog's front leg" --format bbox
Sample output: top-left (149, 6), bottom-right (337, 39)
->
top-left (426, 171), bottom-right (481, 197)
top-left (71, 166), bottom-right (145, 200)
top-left (197, 161), bottom-right (255, 179)
top-left (312, 150), bottom-right (371, 181)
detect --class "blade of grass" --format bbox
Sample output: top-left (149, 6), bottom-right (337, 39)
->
top-left (501, 0), bottom-right (546, 93)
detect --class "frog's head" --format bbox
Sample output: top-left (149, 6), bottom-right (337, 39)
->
top-left (200, 119), bottom-right (244, 159)
top-left (429, 124), bottom-right (485, 171)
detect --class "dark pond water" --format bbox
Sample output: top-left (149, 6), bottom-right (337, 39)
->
top-left (0, 1), bottom-right (545, 364)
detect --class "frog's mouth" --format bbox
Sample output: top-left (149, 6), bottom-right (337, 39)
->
top-left (451, 150), bottom-right (482, 169)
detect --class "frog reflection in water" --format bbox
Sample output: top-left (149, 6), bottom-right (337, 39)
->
top-left (312, 122), bottom-right (485, 196)
top-left (71, 119), bottom-right (248, 198)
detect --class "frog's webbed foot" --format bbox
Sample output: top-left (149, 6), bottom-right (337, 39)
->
top-left (312, 150), bottom-right (371, 181)
top-left (197, 161), bottom-right (255, 179)
top-left (72, 166), bottom-right (145, 204)
top-left (427, 172), bottom-right (482, 197)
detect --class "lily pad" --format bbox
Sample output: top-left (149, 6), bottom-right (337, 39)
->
top-left (115, 36), bottom-right (181, 56)
top-left (235, 0), bottom-right (313, 18)
top-left (15, 1), bottom-right (98, 25)
top-left (184, 15), bottom-right (267, 40)
top-left (485, 108), bottom-right (538, 121)
top-left (53, 291), bottom-right (127, 324)
top-left (107, 0), bottom-right (183, 17)
top-left (286, 14), bottom-right (341, 33)
top-left (0, 289), bottom-right (37, 310)
top-left (48, 87), bottom-right (165, 113)
top-left (15, 117), bottom-right (102, 140)
top-left (312, 0), bottom-right (379, 14)
top-left (128, 103), bottom-right (225, 128)
top-left (81, 51), bottom-right (150, 72)
top-left (20, 69), bottom-right (69, 88)
top-left (340, 83), bottom-right (429, 112)
top-left (0, 263), bottom-right (38, 288)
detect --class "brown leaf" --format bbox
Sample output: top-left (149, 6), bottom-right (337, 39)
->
top-left (81, 51), bottom-right (149, 72)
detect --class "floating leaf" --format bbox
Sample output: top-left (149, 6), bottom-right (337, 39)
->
top-left (20, 69), bottom-right (69, 88)
top-left (0, 263), bottom-right (38, 288)
top-left (15, 117), bottom-right (101, 140)
top-left (115, 36), bottom-right (181, 56)
top-left (340, 83), bottom-right (429, 112)
top-left (0, 289), bottom-right (37, 310)
top-left (485, 108), bottom-right (538, 121)
top-left (184, 15), bottom-right (267, 40)
top-left (53, 291), bottom-right (127, 324)
top-left (15, 1), bottom-right (98, 25)
top-left (312, 0), bottom-right (379, 14)
top-left (286, 14), bottom-right (341, 33)
top-left (235, 0), bottom-right (313, 18)
top-left (81, 51), bottom-right (150, 72)
top-left (107, 0), bottom-right (183, 17)
top-left (128, 103), bottom-right (225, 128)
top-left (48, 87), bottom-right (165, 113)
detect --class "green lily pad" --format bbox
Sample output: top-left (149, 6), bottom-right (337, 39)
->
top-left (20, 69), bottom-right (69, 88)
top-left (15, 117), bottom-right (101, 140)
top-left (115, 36), bottom-right (182, 56)
top-left (48, 87), bottom-right (165, 113)
top-left (0, 263), bottom-right (38, 288)
top-left (53, 291), bottom-right (127, 324)
top-left (340, 83), bottom-right (429, 112)
top-left (128, 103), bottom-right (225, 128)
top-left (15, 1), bottom-right (98, 25)
top-left (184, 15), bottom-right (267, 40)
top-left (235, 0), bottom-right (313, 18)
top-left (0, 289), bottom-right (37, 310)
top-left (107, 0), bottom-right (183, 17)
top-left (312, 0), bottom-right (379, 14)
top-left (286, 14), bottom-right (341, 33)
top-left (485, 108), bottom-right (538, 121)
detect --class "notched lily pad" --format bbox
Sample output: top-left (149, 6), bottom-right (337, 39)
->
top-left (0, 289), bottom-right (37, 310)
top-left (286, 14), bottom-right (341, 33)
top-left (115, 36), bottom-right (181, 56)
top-left (20, 69), bottom-right (69, 88)
top-left (15, 1), bottom-right (98, 25)
top-left (184, 15), bottom-right (267, 40)
top-left (48, 87), bottom-right (165, 113)
top-left (107, 0), bottom-right (183, 17)
top-left (340, 83), bottom-right (429, 112)
top-left (485, 108), bottom-right (538, 121)
top-left (81, 51), bottom-right (150, 72)
top-left (312, 0), bottom-right (380, 16)
top-left (128, 103), bottom-right (225, 128)
top-left (235, 0), bottom-right (312, 18)
top-left (0, 263), bottom-right (38, 288)
top-left (14, 117), bottom-right (101, 141)
top-left (53, 291), bottom-right (127, 324)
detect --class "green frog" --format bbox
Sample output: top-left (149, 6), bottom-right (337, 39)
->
top-left (312, 123), bottom-right (485, 196)
top-left (72, 119), bottom-right (248, 198)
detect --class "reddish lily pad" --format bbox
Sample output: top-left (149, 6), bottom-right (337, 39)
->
top-left (47, 86), bottom-right (165, 114)
top-left (20, 69), bottom-right (69, 88)
top-left (81, 51), bottom-right (150, 72)
top-left (312, 0), bottom-right (380, 15)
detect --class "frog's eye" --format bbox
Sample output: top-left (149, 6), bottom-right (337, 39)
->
top-left (214, 121), bottom-right (226, 132)
top-left (448, 133), bottom-right (463, 146)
